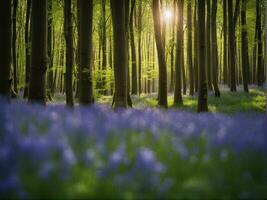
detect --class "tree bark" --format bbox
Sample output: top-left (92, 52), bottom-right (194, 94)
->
top-left (223, 0), bottom-right (228, 84)
top-left (47, 0), bottom-right (53, 101)
top-left (137, 0), bottom-right (142, 95)
top-left (241, 0), bottom-right (249, 92)
top-left (211, 0), bottom-right (220, 97)
top-left (23, 0), bottom-right (32, 98)
top-left (130, 0), bottom-right (138, 95)
top-left (28, 0), bottom-right (48, 104)
top-left (77, 0), bottom-right (94, 105)
top-left (174, 0), bottom-right (184, 105)
top-left (197, 0), bottom-right (208, 112)
top-left (257, 0), bottom-right (264, 86)
top-left (0, 1), bottom-right (12, 98)
top-left (64, 0), bottom-right (74, 106)
top-left (101, 0), bottom-right (107, 94)
top-left (194, 0), bottom-right (198, 93)
top-left (187, 0), bottom-right (194, 96)
top-left (152, 0), bottom-right (168, 108)
top-left (111, 0), bottom-right (128, 108)
top-left (206, 0), bottom-right (213, 90)
top-left (12, 0), bottom-right (18, 96)
top-left (228, 0), bottom-right (237, 92)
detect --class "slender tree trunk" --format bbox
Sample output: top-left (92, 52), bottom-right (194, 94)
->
top-left (64, 0), bottom-right (74, 106)
top-left (28, 0), bottom-right (48, 104)
top-left (228, 0), bottom-right (237, 91)
top-left (47, 0), bottom-right (53, 100)
top-left (130, 0), bottom-right (138, 95)
top-left (241, 0), bottom-right (249, 92)
top-left (174, 0), bottom-right (184, 105)
top-left (169, 0), bottom-right (176, 93)
top-left (182, 38), bottom-right (187, 95)
top-left (0, 1), bottom-right (12, 98)
top-left (75, 0), bottom-right (81, 99)
top-left (23, 0), bottom-right (32, 98)
top-left (197, 0), bottom-right (208, 112)
top-left (101, 0), bottom-right (107, 94)
top-left (194, 0), bottom-right (198, 93)
top-left (111, 0), bottom-right (128, 108)
top-left (187, 0), bottom-right (194, 96)
top-left (109, 29), bottom-right (114, 94)
top-left (223, 0), bottom-right (228, 84)
top-left (257, 0), bottom-right (264, 86)
top-left (206, 0), bottom-right (213, 90)
top-left (252, 18), bottom-right (258, 84)
top-left (77, 0), bottom-right (94, 105)
top-left (152, 0), bottom-right (168, 108)
top-left (211, 0), bottom-right (220, 97)
top-left (125, 0), bottom-right (133, 108)
top-left (12, 0), bottom-right (18, 96)
top-left (137, 0), bottom-right (142, 95)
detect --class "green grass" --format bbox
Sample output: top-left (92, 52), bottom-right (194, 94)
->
top-left (116, 88), bottom-right (265, 114)
top-left (51, 88), bottom-right (266, 114)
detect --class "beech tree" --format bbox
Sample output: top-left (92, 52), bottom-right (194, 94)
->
top-left (64, 0), bottom-right (74, 106)
top-left (47, 0), bottom-right (54, 100)
top-left (211, 0), bottom-right (220, 97)
top-left (152, 0), bottom-right (168, 108)
top-left (0, 1), bottom-right (12, 98)
top-left (174, 0), bottom-right (184, 105)
top-left (241, 0), bottom-right (249, 92)
top-left (23, 0), bottom-right (32, 98)
top-left (228, 0), bottom-right (237, 92)
top-left (77, 0), bottom-right (94, 105)
top-left (130, 0), bottom-right (138, 95)
top-left (110, 0), bottom-right (128, 108)
top-left (28, 0), bottom-right (48, 104)
top-left (12, 0), bottom-right (18, 96)
top-left (187, 0), bottom-right (194, 96)
top-left (197, 0), bottom-right (208, 112)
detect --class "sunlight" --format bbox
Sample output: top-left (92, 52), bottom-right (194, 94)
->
top-left (163, 9), bottom-right (173, 22)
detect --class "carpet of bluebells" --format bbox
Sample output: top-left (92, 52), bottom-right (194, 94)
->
top-left (1, 98), bottom-right (267, 199)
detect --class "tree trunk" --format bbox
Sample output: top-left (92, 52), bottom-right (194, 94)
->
top-left (23, 0), bottom-right (32, 98)
top-left (12, 0), bottom-right (18, 96)
top-left (223, 0), bottom-right (228, 84)
top-left (169, 0), bottom-right (176, 93)
top-left (206, 0), bottom-right (213, 90)
top-left (187, 0), bottom-right (194, 96)
top-left (0, 1), bottom-right (12, 98)
top-left (194, 0), bottom-right (198, 93)
top-left (152, 0), bottom-right (168, 108)
top-left (64, 0), bottom-right (74, 106)
top-left (111, 0), bottom-right (128, 108)
top-left (257, 0), bottom-right (264, 86)
top-left (137, 0), bottom-right (142, 95)
top-left (47, 0), bottom-right (53, 101)
top-left (28, 0), bottom-right (48, 104)
top-left (77, 0), bottom-right (94, 105)
top-left (130, 0), bottom-right (138, 95)
top-left (174, 0), bottom-right (184, 105)
top-left (228, 0), bottom-right (237, 92)
top-left (211, 0), bottom-right (220, 97)
top-left (241, 0), bottom-right (249, 92)
top-left (197, 0), bottom-right (208, 112)
top-left (101, 0), bottom-right (107, 95)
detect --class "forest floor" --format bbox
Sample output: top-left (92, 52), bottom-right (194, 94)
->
top-left (51, 84), bottom-right (266, 114)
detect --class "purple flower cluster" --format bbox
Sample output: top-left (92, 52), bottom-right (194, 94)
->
top-left (0, 98), bottom-right (267, 197)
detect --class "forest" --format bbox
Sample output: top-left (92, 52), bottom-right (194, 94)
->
top-left (0, 0), bottom-right (267, 198)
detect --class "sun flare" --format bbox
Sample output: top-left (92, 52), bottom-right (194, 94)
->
top-left (163, 9), bottom-right (173, 22)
